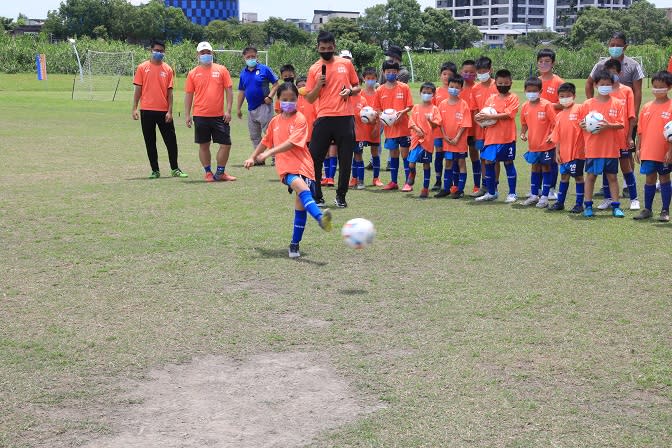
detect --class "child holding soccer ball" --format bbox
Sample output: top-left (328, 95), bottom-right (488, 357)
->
top-left (244, 82), bottom-right (333, 258)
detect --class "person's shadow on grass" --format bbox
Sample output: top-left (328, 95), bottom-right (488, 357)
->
top-left (253, 247), bottom-right (328, 266)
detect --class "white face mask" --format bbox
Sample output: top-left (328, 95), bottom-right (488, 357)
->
top-left (652, 88), bottom-right (669, 96)
top-left (559, 97), bottom-right (574, 107)
top-left (597, 85), bottom-right (613, 96)
top-left (476, 72), bottom-right (490, 82)
top-left (525, 92), bottom-right (540, 101)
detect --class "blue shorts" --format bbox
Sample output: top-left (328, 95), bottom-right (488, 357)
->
top-left (559, 160), bottom-right (585, 177)
top-left (283, 173), bottom-right (316, 195)
top-left (585, 158), bottom-right (618, 175)
top-left (620, 148), bottom-right (633, 158)
top-left (434, 138), bottom-right (444, 150)
top-left (524, 149), bottom-right (555, 165)
top-left (640, 160), bottom-right (672, 175)
top-left (444, 151), bottom-right (467, 160)
top-left (354, 142), bottom-right (365, 154)
top-left (384, 136), bottom-right (411, 150)
top-left (407, 147), bottom-right (433, 164)
top-left (481, 142), bottom-right (516, 162)
top-left (475, 139), bottom-right (485, 151)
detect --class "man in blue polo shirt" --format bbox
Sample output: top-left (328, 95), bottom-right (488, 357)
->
top-left (236, 47), bottom-right (280, 164)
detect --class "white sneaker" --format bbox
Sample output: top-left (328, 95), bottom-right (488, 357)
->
top-left (505, 193), bottom-right (518, 203)
top-left (536, 196), bottom-right (549, 208)
top-left (524, 191), bottom-right (532, 198)
top-left (522, 195), bottom-right (539, 206)
top-left (630, 199), bottom-right (640, 210)
top-left (548, 188), bottom-right (558, 201)
top-left (475, 192), bottom-right (497, 202)
top-left (597, 198), bottom-right (612, 210)
top-left (656, 181), bottom-right (661, 191)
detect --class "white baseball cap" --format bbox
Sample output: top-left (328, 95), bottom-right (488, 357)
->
top-left (339, 50), bottom-right (353, 59)
top-left (197, 41), bottom-right (213, 52)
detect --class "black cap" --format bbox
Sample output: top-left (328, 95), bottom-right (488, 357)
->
top-left (385, 45), bottom-right (403, 61)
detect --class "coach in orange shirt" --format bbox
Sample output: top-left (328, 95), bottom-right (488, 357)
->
top-left (305, 31), bottom-right (361, 208)
top-left (132, 39), bottom-right (187, 179)
top-left (184, 41), bottom-right (235, 182)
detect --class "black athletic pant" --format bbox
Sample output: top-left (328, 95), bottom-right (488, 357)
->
top-left (140, 110), bottom-right (179, 172)
top-left (310, 115), bottom-right (355, 200)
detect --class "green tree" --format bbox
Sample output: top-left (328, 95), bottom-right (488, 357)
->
top-left (236, 22), bottom-right (266, 47)
top-left (205, 19), bottom-right (233, 43)
top-left (338, 38), bottom-right (381, 71)
top-left (568, 7), bottom-right (622, 48)
top-left (386, 0), bottom-right (424, 49)
top-left (421, 7), bottom-right (458, 50)
top-left (322, 17), bottom-right (361, 41)
top-left (455, 22), bottom-right (482, 49)
top-left (0, 16), bottom-right (15, 31)
top-left (263, 17), bottom-right (310, 46)
top-left (620, 0), bottom-right (672, 44)
top-left (358, 4), bottom-right (387, 47)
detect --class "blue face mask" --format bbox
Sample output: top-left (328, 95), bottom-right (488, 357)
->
top-left (386, 73), bottom-right (398, 83)
top-left (421, 93), bottom-right (433, 102)
top-left (448, 87), bottom-right (461, 97)
top-left (597, 85), bottom-right (613, 96)
top-left (280, 101), bottom-right (297, 113)
top-left (151, 51), bottom-right (164, 61)
top-left (199, 54), bottom-right (213, 64)
top-left (608, 47), bottom-right (624, 58)
top-left (365, 79), bottom-right (376, 88)
top-left (245, 58), bottom-right (257, 68)
top-left (612, 73), bottom-right (620, 83)
top-left (525, 92), bottom-right (540, 101)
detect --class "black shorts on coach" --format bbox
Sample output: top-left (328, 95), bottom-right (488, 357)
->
top-left (193, 116), bottom-right (231, 145)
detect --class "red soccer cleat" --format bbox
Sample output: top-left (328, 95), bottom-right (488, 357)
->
top-left (382, 181), bottom-right (399, 190)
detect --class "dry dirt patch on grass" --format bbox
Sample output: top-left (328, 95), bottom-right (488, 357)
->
top-left (85, 351), bottom-right (380, 448)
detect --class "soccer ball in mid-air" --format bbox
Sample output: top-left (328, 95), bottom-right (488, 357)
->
top-left (379, 109), bottom-right (398, 127)
top-left (584, 111), bottom-right (605, 134)
top-left (360, 106), bottom-right (377, 124)
top-left (663, 120), bottom-right (672, 142)
top-left (341, 218), bottom-right (376, 249)
top-left (478, 106), bottom-right (497, 128)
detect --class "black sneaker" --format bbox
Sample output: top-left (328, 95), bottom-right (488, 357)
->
top-left (549, 202), bottom-right (564, 211)
top-left (431, 180), bottom-right (442, 191)
top-left (633, 209), bottom-right (652, 220)
top-left (365, 161), bottom-right (373, 170)
top-left (288, 243), bottom-right (300, 258)
top-left (450, 191), bottom-right (464, 199)
top-left (434, 189), bottom-right (450, 198)
top-left (334, 196), bottom-right (347, 208)
top-left (316, 197), bottom-right (327, 208)
top-left (569, 204), bottom-right (584, 213)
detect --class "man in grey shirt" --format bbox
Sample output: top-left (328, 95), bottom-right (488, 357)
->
top-left (380, 45), bottom-right (410, 84)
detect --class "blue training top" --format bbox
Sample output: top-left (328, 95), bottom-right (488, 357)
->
top-left (238, 64), bottom-right (279, 111)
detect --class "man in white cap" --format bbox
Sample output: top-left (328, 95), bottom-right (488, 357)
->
top-left (184, 41), bottom-right (236, 182)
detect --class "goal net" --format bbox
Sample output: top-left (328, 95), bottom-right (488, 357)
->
top-left (72, 50), bottom-right (135, 101)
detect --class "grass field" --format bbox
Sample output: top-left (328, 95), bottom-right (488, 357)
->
top-left (1, 73), bottom-right (671, 447)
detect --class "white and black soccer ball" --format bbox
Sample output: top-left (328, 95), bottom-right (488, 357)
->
top-left (341, 218), bottom-right (376, 249)
top-left (360, 106), bottom-right (377, 124)
top-left (663, 120), bottom-right (672, 142)
top-left (478, 106), bottom-right (497, 128)
top-left (379, 108), bottom-right (398, 127)
top-left (584, 111), bottom-right (605, 134)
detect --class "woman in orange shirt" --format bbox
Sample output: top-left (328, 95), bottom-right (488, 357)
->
top-left (244, 83), bottom-right (333, 258)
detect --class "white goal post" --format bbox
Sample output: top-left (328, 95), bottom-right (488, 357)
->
top-left (72, 50), bottom-right (135, 101)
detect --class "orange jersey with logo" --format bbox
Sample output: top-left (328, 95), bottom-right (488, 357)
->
top-left (540, 74), bottom-right (564, 105)
top-left (409, 103), bottom-right (441, 152)
top-left (610, 84), bottom-right (636, 148)
top-left (521, 98), bottom-right (556, 152)
top-left (353, 94), bottom-right (380, 143)
top-left (438, 98), bottom-right (472, 152)
top-left (305, 57), bottom-right (359, 118)
top-left (133, 60), bottom-right (174, 112)
top-left (460, 83), bottom-right (476, 137)
top-left (432, 86), bottom-right (451, 139)
top-left (297, 95), bottom-right (316, 142)
top-left (483, 93), bottom-right (520, 146)
top-left (550, 103), bottom-right (585, 162)
top-left (470, 81), bottom-right (498, 140)
top-left (638, 99), bottom-right (672, 162)
top-left (185, 63), bottom-right (233, 117)
top-left (374, 82), bottom-right (414, 139)
top-left (580, 97), bottom-right (625, 158)
top-left (261, 112), bottom-right (315, 181)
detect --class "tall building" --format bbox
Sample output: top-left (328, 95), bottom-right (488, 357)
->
top-left (554, 0), bottom-right (631, 32)
top-left (242, 12), bottom-right (258, 23)
top-left (436, 0), bottom-right (547, 29)
top-left (164, 0), bottom-right (239, 26)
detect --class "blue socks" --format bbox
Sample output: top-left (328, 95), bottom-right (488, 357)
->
top-left (357, 160), bottom-right (365, 182)
top-left (602, 173), bottom-right (610, 198)
top-left (292, 210), bottom-right (307, 244)
top-left (372, 155), bottom-right (380, 179)
top-left (403, 157), bottom-right (410, 182)
top-left (472, 160), bottom-right (481, 188)
top-left (443, 167), bottom-right (451, 191)
top-left (351, 157), bottom-right (357, 178)
top-left (485, 164), bottom-right (497, 195)
top-left (434, 151), bottom-right (444, 181)
top-left (390, 157), bottom-right (400, 184)
top-left (550, 161), bottom-right (558, 189)
top-left (661, 181), bottom-right (672, 211)
top-left (452, 163), bottom-right (460, 188)
top-left (216, 165), bottom-right (225, 175)
top-left (530, 171), bottom-right (541, 196)
top-left (624, 171), bottom-right (638, 200)
top-left (585, 200), bottom-right (593, 208)
top-left (504, 163), bottom-right (517, 195)
top-left (329, 157), bottom-right (338, 179)
top-left (323, 159), bottom-right (329, 178)
top-left (557, 180), bottom-right (569, 205)
top-left (458, 173), bottom-right (467, 192)
top-left (423, 167), bottom-right (431, 188)
top-left (298, 190), bottom-right (322, 222)
top-left (576, 182), bottom-right (585, 206)
top-left (644, 183), bottom-right (656, 211)
top-left (541, 171), bottom-right (552, 197)
top-left (204, 165), bottom-right (212, 173)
